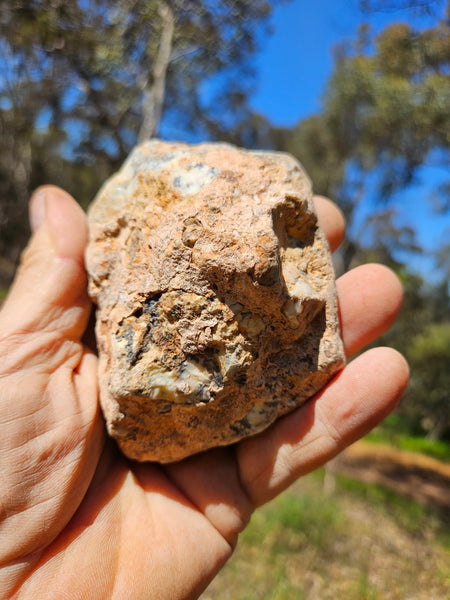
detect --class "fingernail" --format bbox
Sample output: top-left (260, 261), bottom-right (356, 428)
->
top-left (29, 189), bottom-right (47, 232)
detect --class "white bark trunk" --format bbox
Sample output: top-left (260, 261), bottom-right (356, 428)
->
top-left (138, 1), bottom-right (175, 142)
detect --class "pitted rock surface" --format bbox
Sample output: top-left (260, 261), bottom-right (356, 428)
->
top-left (86, 140), bottom-right (345, 463)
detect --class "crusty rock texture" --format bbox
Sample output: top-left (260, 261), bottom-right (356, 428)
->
top-left (86, 140), bottom-right (345, 463)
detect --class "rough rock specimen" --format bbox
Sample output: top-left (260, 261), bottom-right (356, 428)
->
top-left (86, 140), bottom-right (345, 463)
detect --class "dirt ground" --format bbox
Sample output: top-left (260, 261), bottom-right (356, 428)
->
top-left (334, 440), bottom-right (450, 512)
top-left (202, 440), bottom-right (450, 600)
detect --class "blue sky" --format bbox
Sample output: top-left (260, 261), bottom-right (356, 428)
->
top-left (251, 0), bottom-right (441, 125)
top-left (250, 0), bottom-right (449, 282)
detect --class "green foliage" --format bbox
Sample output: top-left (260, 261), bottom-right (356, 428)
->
top-left (409, 320), bottom-right (450, 357)
top-left (372, 269), bottom-right (450, 440)
top-left (0, 0), bottom-right (279, 152)
top-left (207, 473), bottom-right (450, 599)
top-left (279, 115), bottom-right (345, 199)
top-left (282, 9), bottom-right (449, 255)
top-left (403, 321), bottom-right (450, 439)
top-left (366, 423), bottom-right (450, 460)
top-left (330, 18), bottom-right (448, 193)
top-left (228, 488), bottom-right (347, 598)
top-left (0, 0), bottom-right (282, 282)
top-left (242, 490), bottom-right (344, 553)
top-left (275, 7), bottom-right (449, 442)
top-left (337, 475), bottom-right (431, 535)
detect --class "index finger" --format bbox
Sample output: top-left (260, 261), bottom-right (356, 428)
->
top-left (313, 195), bottom-right (345, 252)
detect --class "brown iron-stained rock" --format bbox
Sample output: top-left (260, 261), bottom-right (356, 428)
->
top-left (86, 140), bottom-right (345, 463)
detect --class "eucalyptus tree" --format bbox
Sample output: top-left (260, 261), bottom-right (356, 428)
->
top-left (0, 0), bottom-right (283, 283)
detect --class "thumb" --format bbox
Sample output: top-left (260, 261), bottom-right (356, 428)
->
top-left (0, 186), bottom-right (92, 371)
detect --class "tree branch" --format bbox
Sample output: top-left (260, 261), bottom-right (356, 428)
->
top-left (138, 0), bottom-right (175, 142)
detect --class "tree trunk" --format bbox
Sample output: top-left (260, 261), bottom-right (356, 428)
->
top-left (138, 1), bottom-right (175, 143)
top-left (323, 456), bottom-right (340, 494)
top-left (426, 416), bottom-right (447, 441)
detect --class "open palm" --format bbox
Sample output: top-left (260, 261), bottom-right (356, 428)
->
top-left (0, 187), bottom-right (408, 599)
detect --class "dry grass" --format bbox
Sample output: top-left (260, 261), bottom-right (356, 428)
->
top-left (201, 470), bottom-right (450, 600)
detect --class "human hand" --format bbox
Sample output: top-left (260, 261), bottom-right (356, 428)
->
top-left (0, 186), bottom-right (408, 599)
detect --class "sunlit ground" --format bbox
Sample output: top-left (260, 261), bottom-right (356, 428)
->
top-left (201, 451), bottom-right (450, 600)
